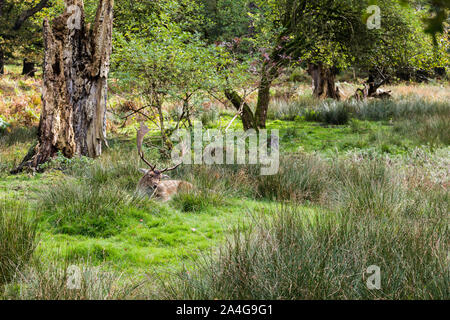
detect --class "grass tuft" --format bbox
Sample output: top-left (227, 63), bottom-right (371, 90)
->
top-left (0, 200), bottom-right (38, 285)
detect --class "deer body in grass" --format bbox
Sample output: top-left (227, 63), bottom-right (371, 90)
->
top-left (136, 124), bottom-right (193, 201)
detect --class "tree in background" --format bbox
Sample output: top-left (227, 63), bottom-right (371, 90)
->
top-left (113, 0), bottom-right (230, 151)
top-left (215, 0), bottom-right (449, 128)
top-left (5, 0), bottom-right (448, 169)
top-left (0, 0), bottom-right (58, 75)
top-left (353, 1), bottom-right (449, 86)
top-left (217, 0), bottom-right (369, 128)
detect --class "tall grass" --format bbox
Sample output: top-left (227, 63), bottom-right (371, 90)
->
top-left (393, 115), bottom-right (450, 146)
top-left (2, 260), bottom-right (141, 300)
top-left (268, 97), bottom-right (449, 138)
top-left (255, 154), bottom-right (328, 203)
top-left (318, 101), bottom-right (351, 125)
top-left (267, 96), bottom-right (317, 121)
top-left (351, 97), bottom-right (450, 121)
top-left (172, 190), bottom-right (226, 212)
top-left (331, 159), bottom-right (404, 217)
top-left (0, 126), bottom-right (37, 174)
top-left (37, 149), bottom-right (157, 237)
top-left (0, 126), bottom-right (37, 146)
top-left (155, 158), bottom-right (449, 299)
top-left (0, 200), bottom-right (38, 285)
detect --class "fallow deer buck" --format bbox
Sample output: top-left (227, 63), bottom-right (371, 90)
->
top-left (136, 123), bottom-right (193, 201)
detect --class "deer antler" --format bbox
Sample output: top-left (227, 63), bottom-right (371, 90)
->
top-left (160, 162), bottom-right (182, 173)
top-left (137, 122), bottom-right (185, 173)
top-left (137, 123), bottom-right (156, 170)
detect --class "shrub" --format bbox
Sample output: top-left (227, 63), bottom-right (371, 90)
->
top-left (303, 108), bottom-right (321, 122)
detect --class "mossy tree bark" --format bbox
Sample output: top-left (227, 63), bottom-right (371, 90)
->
top-left (224, 60), bottom-right (280, 131)
top-left (224, 89), bottom-right (258, 131)
top-left (13, 0), bottom-right (114, 172)
top-left (254, 61), bottom-right (279, 129)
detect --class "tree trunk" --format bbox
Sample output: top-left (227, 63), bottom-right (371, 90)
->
top-left (224, 89), bottom-right (258, 131)
top-left (13, 0), bottom-right (114, 172)
top-left (156, 103), bottom-right (173, 152)
top-left (22, 59), bottom-right (35, 77)
top-left (0, 48), bottom-right (4, 75)
top-left (307, 63), bottom-right (340, 100)
top-left (254, 70), bottom-right (272, 129)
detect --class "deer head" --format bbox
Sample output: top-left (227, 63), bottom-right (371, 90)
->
top-left (136, 123), bottom-right (182, 191)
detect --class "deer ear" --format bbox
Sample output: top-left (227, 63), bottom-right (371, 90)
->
top-left (139, 168), bottom-right (149, 174)
top-left (161, 174), bottom-right (170, 179)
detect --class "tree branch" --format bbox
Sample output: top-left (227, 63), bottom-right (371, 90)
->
top-left (13, 0), bottom-right (50, 31)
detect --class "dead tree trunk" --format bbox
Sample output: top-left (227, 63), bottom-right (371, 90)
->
top-left (22, 59), bottom-right (36, 77)
top-left (13, 0), bottom-right (113, 173)
top-left (307, 63), bottom-right (340, 100)
top-left (353, 70), bottom-right (391, 101)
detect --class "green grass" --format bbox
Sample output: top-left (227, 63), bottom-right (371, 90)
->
top-left (36, 198), bottom-right (256, 274)
top-left (154, 159), bottom-right (448, 299)
top-left (0, 160), bottom-right (267, 278)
